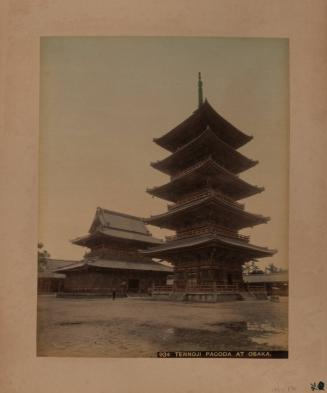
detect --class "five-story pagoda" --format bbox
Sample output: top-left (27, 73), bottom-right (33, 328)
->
top-left (143, 73), bottom-right (276, 294)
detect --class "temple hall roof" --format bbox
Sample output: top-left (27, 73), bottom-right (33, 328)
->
top-left (55, 258), bottom-right (172, 273)
top-left (89, 208), bottom-right (149, 235)
top-left (243, 271), bottom-right (288, 283)
top-left (38, 259), bottom-right (79, 279)
top-left (72, 207), bottom-right (163, 247)
top-left (46, 259), bottom-right (79, 271)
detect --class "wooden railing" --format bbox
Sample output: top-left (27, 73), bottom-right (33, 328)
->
top-left (167, 189), bottom-right (244, 211)
top-left (165, 224), bottom-right (250, 243)
top-left (246, 285), bottom-right (266, 293)
top-left (167, 190), bottom-right (213, 210)
top-left (170, 157), bottom-right (210, 180)
top-left (63, 287), bottom-right (149, 294)
top-left (63, 287), bottom-right (118, 293)
top-left (151, 285), bottom-right (173, 292)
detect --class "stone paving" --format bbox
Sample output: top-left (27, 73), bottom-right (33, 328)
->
top-left (37, 294), bottom-right (288, 357)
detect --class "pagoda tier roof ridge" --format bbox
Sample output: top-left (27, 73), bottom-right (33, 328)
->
top-left (153, 100), bottom-right (253, 152)
top-left (145, 193), bottom-right (270, 229)
top-left (147, 157), bottom-right (264, 202)
top-left (141, 233), bottom-right (277, 258)
top-left (151, 126), bottom-right (258, 175)
top-left (175, 157), bottom-right (258, 185)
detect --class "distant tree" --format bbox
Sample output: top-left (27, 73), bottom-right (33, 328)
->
top-left (38, 242), bottom-right (50, 272)
top-left (242, 262), bottom-right (252, 274)
top-left (251, 268), bottom-right (264, 274)
top-left (278, 267), bottom-right (288, 272)
top-left (243, 261), bottom-right (264, 275)
top-left (265, 263), bottom-right (280, 274)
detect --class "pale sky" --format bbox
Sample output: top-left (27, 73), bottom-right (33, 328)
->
top-left (39, 37), bottom-right (289, 269)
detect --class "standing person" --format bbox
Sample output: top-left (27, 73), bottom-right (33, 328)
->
top-left (112, 288), bottom-right (116, 300)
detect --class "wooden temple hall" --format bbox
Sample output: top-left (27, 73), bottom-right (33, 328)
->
top-left (142, 73), bottom-right (276, 299)
top-left (55, 208), bottom-right (172, 295)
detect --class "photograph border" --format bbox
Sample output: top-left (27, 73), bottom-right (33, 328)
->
top-left (1, 1), bottom-right (326, 392)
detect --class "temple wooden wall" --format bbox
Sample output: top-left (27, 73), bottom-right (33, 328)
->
top-left (171, 252), bottom-right (245, 289)
top-left (63, 269), bottom-right (168, 294)
top-left (38, 277), bottom-right (64, 293)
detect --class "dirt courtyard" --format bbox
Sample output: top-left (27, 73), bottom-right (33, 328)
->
top-left (37, 295), bottom-right (288, 357)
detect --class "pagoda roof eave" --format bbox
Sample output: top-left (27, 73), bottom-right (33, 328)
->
top-left (141, 234), bottom-right (276, 259)
top-left (154, 100), bottom-right (253, 152)
top-left (147, 158), bottom-right (264, 202)
top-left (151, 127), bottom-right (257, 175)
top-left (145, 194), bottom-right (270, 230)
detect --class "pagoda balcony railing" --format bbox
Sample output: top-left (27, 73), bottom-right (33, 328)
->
top-left (167, 189), bottom-right (244, 211)
top-left (165, 224), bottom-right (250, 243)
top-left (170, 155), bottom-right (243, 181)
top-left (170, 156), bottom-right (216, 180)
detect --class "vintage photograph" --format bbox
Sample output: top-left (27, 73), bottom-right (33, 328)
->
top-left (37, 37), bottom-right (289, 358)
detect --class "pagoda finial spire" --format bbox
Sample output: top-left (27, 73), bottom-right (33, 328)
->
top-left (198, 72), bottom-right (203, 108)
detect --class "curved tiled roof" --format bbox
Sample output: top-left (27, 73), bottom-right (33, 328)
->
top-left (147, 158), bottom-right (264, 202)
top-left (142, 234), bottom-right (276, 258)
top-left (55, 259), bottom-right (172, 273)
top-left (152, 127), bottom-right (257, 175)
top-left (72, 207), bottom-right (163, 246)
top-left (154, 100), bottom-right (253, 151)
top-left (146, 193), bottom-right (270, 230)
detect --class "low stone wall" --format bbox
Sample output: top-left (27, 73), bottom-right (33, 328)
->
top-left (150, 291), bottom-right (244, 302)
top-left (185, 293), bottom-right (243, 302)
top-left (56, 292), bottom-right (127, 298)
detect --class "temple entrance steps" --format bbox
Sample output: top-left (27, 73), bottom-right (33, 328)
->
top-left (148, 291), bottom-right (186, 301)
top-left (126, 292), bottom-right (150, 297)
top-left (239, 291), bottom-right (256, 301)
top-left (168, 292), bottom-right (187, 301)
top-left (239, 291), bottom-right (268, 301)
